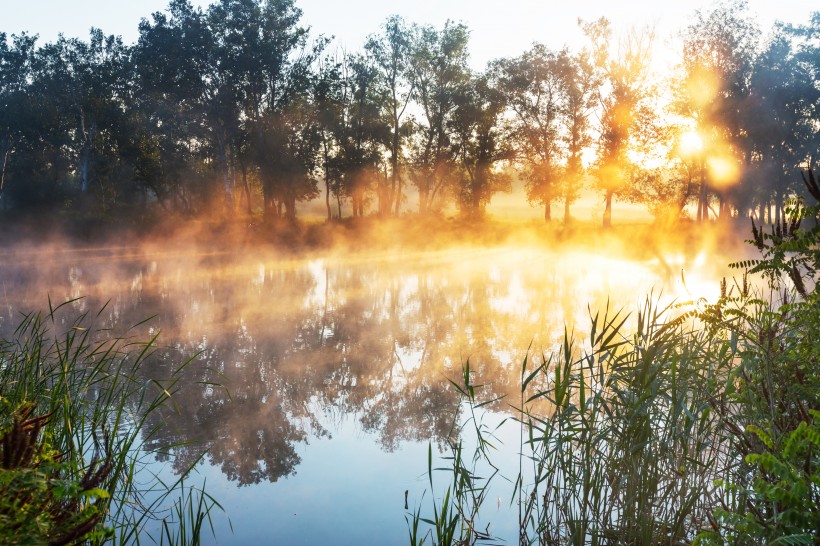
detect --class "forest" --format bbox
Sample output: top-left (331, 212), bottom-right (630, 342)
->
top-left (0, 0), bottom-right (817, 231)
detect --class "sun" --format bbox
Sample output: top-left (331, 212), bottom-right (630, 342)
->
top-left (679, 129), bottom-right (703, 156)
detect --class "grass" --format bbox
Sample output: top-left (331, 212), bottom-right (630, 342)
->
top-left (0, 300), bottom-right (221, 544)
top-left (408, 172), bottom-right (820, 545)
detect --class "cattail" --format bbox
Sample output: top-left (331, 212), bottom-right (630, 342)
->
top-left (788, 264), bottom-right (807, 298)
top-left (751, 218), bottom-right (765, 250)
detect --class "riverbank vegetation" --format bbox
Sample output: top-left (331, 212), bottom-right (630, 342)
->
top-left (0, 1), bottom-right (817, 231)
top-left (409, 172), bottom-right (819, 543)
top-left (0, 303), bottom-right (221, 544)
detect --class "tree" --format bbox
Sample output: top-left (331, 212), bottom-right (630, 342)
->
top-left (584, 18), bottom-right (654, 227)
top-left (4, 30), bottom-right (131, 213)
top-left (314, 55), bottom-right (344, 220)
top-left (0, 33), bottom-right (37, 209)
top-left (132, 0), bottom-right (214, 213)
top-left (450, 72), bottom-right (512, 217)
top-left (365, 16), bottom-right (413, 216)
top-left (745, 22), bottom-right (819, 223)
top-left (494, 46), bottom-right (597, 222)
top-left (493, 45), bottom-right (564, 222)
top-left (334, 54), bottom-right (389, 217)
top-left (242, 0), bottom-right (324, 223)
top-left (406, 21), bottom-right (470, 214)
top-left (677, 0), bottom-right (759, 222)
top-left (559, 51), bottom-right (598, 222)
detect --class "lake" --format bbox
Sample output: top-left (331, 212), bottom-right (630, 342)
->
top-left (0, 234), bottom-right (734, 544)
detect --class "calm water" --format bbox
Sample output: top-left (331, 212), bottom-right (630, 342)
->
top-left (0, 240), bottom-right (729, 544)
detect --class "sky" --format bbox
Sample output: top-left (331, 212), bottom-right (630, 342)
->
top-left (2, 0), bottom-right (816, 71)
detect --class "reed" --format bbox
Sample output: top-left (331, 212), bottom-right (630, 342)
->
top-left (0, 301), bottom-right (221, 544)
top-left (408, 176), bottom-right (820, 545)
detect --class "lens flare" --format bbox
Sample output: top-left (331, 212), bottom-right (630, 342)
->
top-left (679, 130), bottom-right (703, 156)
top-left (707, 156), bottom-right (740, 188)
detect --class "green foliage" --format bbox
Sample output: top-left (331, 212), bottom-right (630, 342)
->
top-left (0, 302), bottom-right (222, 544)
top-left (1, 3), bottom-right (818, 223)
top-left (697, 170), bottom-right (820, 544)
top-left (699, 412), bottom-right (820, 544)
top-left (0, 400), bottom-right (112, 545)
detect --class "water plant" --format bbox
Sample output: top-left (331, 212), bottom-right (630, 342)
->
top-left (408, 170), bottom-right (820, 545)
top-left (0, 301), bottom-right (221, 544)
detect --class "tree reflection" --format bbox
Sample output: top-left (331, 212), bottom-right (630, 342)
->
top-left (0, 244), bottom-right (717, 485)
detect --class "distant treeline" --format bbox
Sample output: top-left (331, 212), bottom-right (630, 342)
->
top-left (0, 0), bottom-right (817, 226)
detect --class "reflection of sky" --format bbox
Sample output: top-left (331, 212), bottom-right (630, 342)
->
top-left (0, 242), bottom-right (737, 544)
top-left (141, 418), bottom-right (434, 545)
top-left (140, 405), bottom-right (525, 545)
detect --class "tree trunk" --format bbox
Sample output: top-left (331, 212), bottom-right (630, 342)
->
top-left (219, 131), bottom-right (233, 213)
top-left (698, 162), bottom-right (707, 223)
top-left (394, 177), bottom-right (402, 215)
top-left (564, 198), bottom-right (571, 224)
top-left (1, 145), bottom-right (9, 201)
top-left (81, 145), bottom-right (90, 193)
top-left (380, 166), bottom-right (390, 216)
top-left (603, 191), bottom-right (613, 228)
top-left (418, 188), bottom-right (429, 215)
top-left (229, 144), bottom-right (236, 214)
top-left (325, 177), bottom-right (332, 221)
top-left (390, 154), bottom-right (398, 215)
top-left (544, 201), bottom-right (552, 223)
top-left (79, 111), bottom-right (94, 194)
top-left (322, 133), bottom-right (332, 221)
top-left (241, 162), bottom-right (252, 216)
top-left (391, 98), bottom-right (401, 216)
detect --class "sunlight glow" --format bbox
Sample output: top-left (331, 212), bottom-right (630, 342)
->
top-left (707, 156), bottom-right (740, 188)
top-left (685, 66), bottom-right (719, 109)
top-left (679, 130), bottom-right (703, 156)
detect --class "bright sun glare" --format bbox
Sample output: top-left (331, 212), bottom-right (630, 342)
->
top-left (679, 130), bottom-right (703, 156)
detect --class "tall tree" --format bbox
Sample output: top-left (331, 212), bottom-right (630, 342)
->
top-left (584, 18), bottom-right (654, 227)
top-left (334, 54), bottom-right (389, 217)
top-left (314, 55), bottom-right (344, 220)
top-left (494, 45), bottom-right (595, 222)
top-left (132, 0), bottom-right (213, 212)
top-left (450, 72), bottom-right (512, 217)
top-left (406, 21), bottom-right (470, 214)
top-left (559, 51), bottom-right (598, 223)
top-left (365, 16), bottom-right (413, 216)
top-left (242, 0), bottom-right (324, 223)
top-left (677, 0), bottom-right (759, 222)
top-left (12, 30), bottom-right (132, 212)
top-left (743, 20), bottom-right (820, 223)
top-left (0, 33), bottom-right (37, 208)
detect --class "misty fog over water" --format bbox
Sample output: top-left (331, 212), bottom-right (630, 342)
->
top-left (0, 237), bottom-right (735, 544)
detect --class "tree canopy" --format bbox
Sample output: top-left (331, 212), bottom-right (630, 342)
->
top-left (0, 0), bottom-right (817, 227)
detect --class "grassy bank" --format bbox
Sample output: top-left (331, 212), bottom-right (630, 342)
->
top-left (0, 303), bottom-right (220, 544)
top-left (410, 176), bottom-right (820, 544)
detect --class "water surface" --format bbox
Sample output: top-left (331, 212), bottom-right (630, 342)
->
top-left (0, 240), bottom-right (729, 544)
